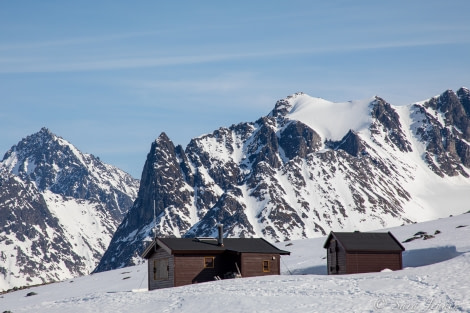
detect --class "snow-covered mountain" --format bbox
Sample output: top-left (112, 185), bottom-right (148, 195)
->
top-left (96, 88), bottom-right (470, 273)
top-left (3, 212), bottom-right (470, 312)
top-left (0, 128), bottom-right (139, 291)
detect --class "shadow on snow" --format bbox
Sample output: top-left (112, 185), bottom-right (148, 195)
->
top-left (403, 245), bottom-right (462, 268)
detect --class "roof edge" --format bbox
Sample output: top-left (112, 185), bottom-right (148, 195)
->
top-left (323, 231), bottom-right (405, 252)
top-left (141, 240), bottom-right (156, 259)
top-left (259, 238), bottom-right (291, 255)
top-left (387, 231), bottom-right (406, 251)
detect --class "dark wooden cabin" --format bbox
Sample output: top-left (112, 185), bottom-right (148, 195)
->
top-left (141, 228), bottom-right (290, 290)
top-left (323, 231), bottom-right (405, 275)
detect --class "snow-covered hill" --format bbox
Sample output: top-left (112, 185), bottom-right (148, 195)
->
top-left (0, 128), bottom-right (139, 291)
top-left (2, 213), bottom-right (469, 312)
top-left (97, 88), bottom-right (470, 272)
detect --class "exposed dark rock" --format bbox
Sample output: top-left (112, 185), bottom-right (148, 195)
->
top-left (326, 130), bottom-right (366, 157)
top-left (413, 90), bottom-right (470, 177)
top-left (279, 121), bottom-right (322, 160)
top-left (370, 97), bottom-right (413, 152)
top-left (95, 133), bottom-right (194, 272)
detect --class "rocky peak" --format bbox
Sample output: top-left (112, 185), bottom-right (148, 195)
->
top-left (2, 128), bottom-right (82, 191)
top-left (269, 92), bottom-right (304, 118)
top-left (95, 133), bottom-right (195, 272)
top-left (370, 97), bottom-right (413, 152)
top-left (247, 117), bottom-right (282, 169)
top-left (0, 128), bottom-right (139, 291)
top-left (413, 89), bottom-right (470, 177)
top-left (1, 128), bottom-right (139, 218)
top-left (135, 132), bottom-right (190, 225)
top-left (457, 87), bottom-right (470, 117)
top-left (428, 89), bottom-right (470, 140)
top-left (279, 121), bottom-right (322, 160)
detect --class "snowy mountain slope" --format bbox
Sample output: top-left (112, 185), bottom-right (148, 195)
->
top-left (97, 88), bottom-right (470, 272)
top-left (1, 128), bottom-right (138, 220)
top-left (0, 128), bottom-right (139, 292)
top-left (2, 213), bottom-right (470, 313)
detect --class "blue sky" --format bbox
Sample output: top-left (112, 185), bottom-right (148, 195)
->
top-left (1, 1), bottom-right (469, 178)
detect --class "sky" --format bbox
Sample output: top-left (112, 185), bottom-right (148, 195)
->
top-left (1, 1), bottom-right (469, 178)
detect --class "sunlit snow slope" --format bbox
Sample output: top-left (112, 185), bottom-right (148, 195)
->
top-left (2, 213), bottom-right (470, 312)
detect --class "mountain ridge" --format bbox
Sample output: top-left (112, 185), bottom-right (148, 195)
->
top-left (0, 128), bottom-right (139, 291)
top-left (96, 87), bottom-right (470, 272)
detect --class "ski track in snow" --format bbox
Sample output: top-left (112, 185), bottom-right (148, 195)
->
top-left (2, 213), bottom-right (470, 313)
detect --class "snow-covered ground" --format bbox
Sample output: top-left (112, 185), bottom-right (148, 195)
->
top-left (2, 212), bottom-right (470, 312)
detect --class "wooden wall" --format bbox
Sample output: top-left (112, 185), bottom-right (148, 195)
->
top-left (147, 251), bottom-right (284, 289)
top-left (147, 248), bottom-right (174, 290)
top-left (326, 239), bottom-right (347, 275)
top-left (240, 253), bottom-right (281, 277)
top-left (326, 238), bottom-right (402, 275)
top-left (173, 254), bottom-right (223, 287)
top-left (345, 252), bottom-right (402, 274)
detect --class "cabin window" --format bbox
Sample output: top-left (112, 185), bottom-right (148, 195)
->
top-left (263, 260), bottom-right (270, 272)
top-left (153, 258), bottom-right (169, 280)
top-left (204, 257), bottom-right (215, 268)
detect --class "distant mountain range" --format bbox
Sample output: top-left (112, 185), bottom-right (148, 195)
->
top-left (1, 88), bottom-right (469, 290)
top-left (95, 87), bottom-right (470, 272)
top-left (0, 128), bottom-right (139, 291)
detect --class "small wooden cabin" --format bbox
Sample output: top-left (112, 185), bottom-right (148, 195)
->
top-left (323, 231), bottom-right (405, 275)
top-left (142, 232), bottom-right (290, 290)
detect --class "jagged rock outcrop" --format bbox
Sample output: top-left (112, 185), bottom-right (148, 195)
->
top-left (370, 97), bottom-right (413, 153)
top-left (95, 133), bottom-right (195, 271)
top-left (413, 88), bottom-right (470, 177)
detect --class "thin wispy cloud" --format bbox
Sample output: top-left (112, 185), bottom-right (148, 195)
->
top-left (129, 73), bottom-right (258, 93)
top-left (1, 1), bottom-right (469, 178)
top-left (0, 31), bottom-right (166, 52)
top-left (1, 36), bottom-right (467, 74)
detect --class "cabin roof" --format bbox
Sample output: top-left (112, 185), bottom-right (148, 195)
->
top-left (142, 237), bottom-right (290, 258)
top-left (323, 231), bottom-right (405, 252)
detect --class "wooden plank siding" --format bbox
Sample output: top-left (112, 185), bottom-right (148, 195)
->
top-left (240, 253), bottom-right (281, 277)
top-left (148, 247), bottom-right (174, 290)
top-left (326, 238), bottom-right (347, 275)
top-left (336, 243), bottom-right (347, 275)
top-left (174, 254), bottom-right (223, 287)
top-left (346, 252), bottom-right (403, 274)
top-left (324, 231), bottom-right (405, 275)
top-left (143, 237), bottom-right (290, 289)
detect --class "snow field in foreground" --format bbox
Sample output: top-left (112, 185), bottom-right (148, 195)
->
top-left (2, 213), bottom-right (470, 313)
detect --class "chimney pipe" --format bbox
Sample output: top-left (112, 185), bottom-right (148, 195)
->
top-left (217, 224), bottom-right (224, 247)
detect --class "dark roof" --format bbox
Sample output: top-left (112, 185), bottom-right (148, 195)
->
top-left (323, 231), bottom-right (405, 252)
top-left (142, 237), bottom-right (290, 258)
